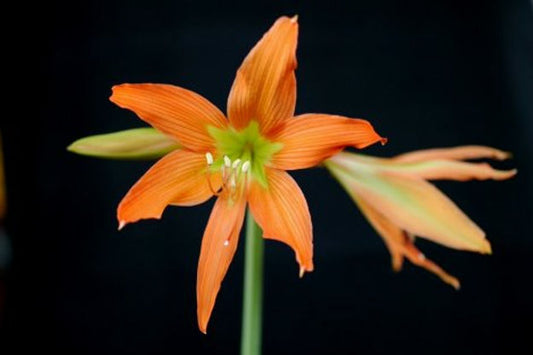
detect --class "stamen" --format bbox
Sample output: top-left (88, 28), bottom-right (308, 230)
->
top-left (206, 171), bottom-right (220, 196)
top-left (241, 161), bottom-right (251, 173)
top-left (221, 165), bottom-right (227, 181)
top-left (224, 155), bottom-right (231, 168)
top-left (205, 152), bottom-right (213, 165)
top-left (232, 159), bottom-right (242, 169)
top-left (230, 174), bottom-right (237, 188)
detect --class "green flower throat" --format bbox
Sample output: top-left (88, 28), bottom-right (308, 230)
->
top-left (207, 121), bottom-right (283, 187)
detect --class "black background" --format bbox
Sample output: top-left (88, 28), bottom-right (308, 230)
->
top-left (2, 0), bottom-right (532, 354)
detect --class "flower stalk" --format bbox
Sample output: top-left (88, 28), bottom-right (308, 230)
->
top-left (241, 210), bottom-right (264, 355)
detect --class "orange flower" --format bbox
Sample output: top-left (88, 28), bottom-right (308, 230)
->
top-left (325, 146), bottom-right (516, 289)
top-left (109, 16), bottom-right (385, 333)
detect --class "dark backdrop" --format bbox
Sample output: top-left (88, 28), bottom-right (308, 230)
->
top-left (2, 0), bottom-right (532, 354)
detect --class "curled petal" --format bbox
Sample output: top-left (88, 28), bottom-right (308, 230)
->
top-left (110, 84), bottom-right (227, 152)
top-left (197, 193), bottom-right (247, 333)
top-left (117, 150), bottom-right (221, 228)
top-left (227, 16), bottom-right (298, 135)
top-left (393, 145), bottom-right (511, 163)
top-left (326, 157), bottom-right (491, 253)
top-left (270, 114), bottom-right (387, 170)
top-left (248, 168), bottom-right (313, 275)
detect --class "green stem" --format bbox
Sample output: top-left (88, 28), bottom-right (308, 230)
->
top-left (240, 209), bottom-right (264, 355)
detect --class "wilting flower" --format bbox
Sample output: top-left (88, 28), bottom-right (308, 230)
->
top-left (325, 146), bottom-right (516, 289)
top-left (103, 16), bottom-right (385, 332)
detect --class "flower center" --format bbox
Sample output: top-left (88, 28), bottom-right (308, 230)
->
top-left (206, 121), bottom-right (283, 194)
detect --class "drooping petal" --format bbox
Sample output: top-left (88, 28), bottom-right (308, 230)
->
top-left (248, 168), bottom-right (313, 275)
top-left (326, 157), bottom-right (491, 253)
top-left (67, 128), bottom-right (180, 160)
top-left (393, 145), bottom-right (511, 163)
top-left (354, 195), bottom-right (459, 288)
top-left (402, 240), bottom-right (460, 290)
top-left (117, 150), bottom-right (221, 228)
top-left (342, 153), bottom-right (517, 181)
top-left (352, 194), bottom-right (405, 271)
top-left (110, 84), bottom-right (227, 152)
top-left (227, 16), bottom-right (298, 135)
top-left (270, 114), bottom-right (386, 170)
top-left (196, 193), bottom-right (247, 334)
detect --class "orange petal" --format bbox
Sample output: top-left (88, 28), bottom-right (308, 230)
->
top-left (270, 114), bottom-right (386, 170)
top-left (345, 154), bottom-right (517, 181)
top-left (248, 168), bottom-right (313, 275)
top-left (387, 160), bottom-right (517, 181)
top-left (196, 193), bottom-right (247, 333)
top-left (355, 195), bottom-right (459, 288)
top-left (393, 145), bottom-right (511, 163)
top-left (327, 158), bottom-right (491, 253)
top-left (352, 195), bottom-right (405, 271)
top-left (110, 84), bottom-right (227, 152)
top-left (352, 194), bottom-right (460, 289)
top-left (117, 150), bottom-right (221, 228)
top-left (227, 16), bottom-right (298, 135)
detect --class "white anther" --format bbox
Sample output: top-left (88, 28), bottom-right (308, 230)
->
top-left (241, 161), bottom-right (251, 173)
top-left (232, 159), bottom-right (242, 169)
top-left (205, 152), bottom-right (214, 165)
top-left (223, 240), bottom-right (229, 247)
top-left (224, 155), bottom-right (231, 168)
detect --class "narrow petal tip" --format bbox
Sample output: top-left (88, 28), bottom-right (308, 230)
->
top-left (506, 168), bottom-right (518, 179)
top-left (118, 220), bottom-right (126, 231)
top-left (481, 240), bottom-right (492, 255)
top-left (299, 266), bottom-right (305, 278)
top-left (392, 258), bottom-right (403, 272)
top-left (290, 14), bottom-right (299, 23)
top-left (495, 150), bottom-right (513, 161)
top-left (299, 264), bottom-right (314, 278)
top-left (490, 168), bottom-right (518, 181)
top-left (380, 137), bottom-right (388, 146)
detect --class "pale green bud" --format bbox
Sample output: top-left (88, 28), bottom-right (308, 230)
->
top-left (67, 128), bottom-right (180, 160)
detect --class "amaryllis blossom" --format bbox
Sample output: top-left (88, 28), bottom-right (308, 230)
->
top-left (109, 16), bottom-right (385, 332)
top-left (325, 146), bottom-right (516, 289)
